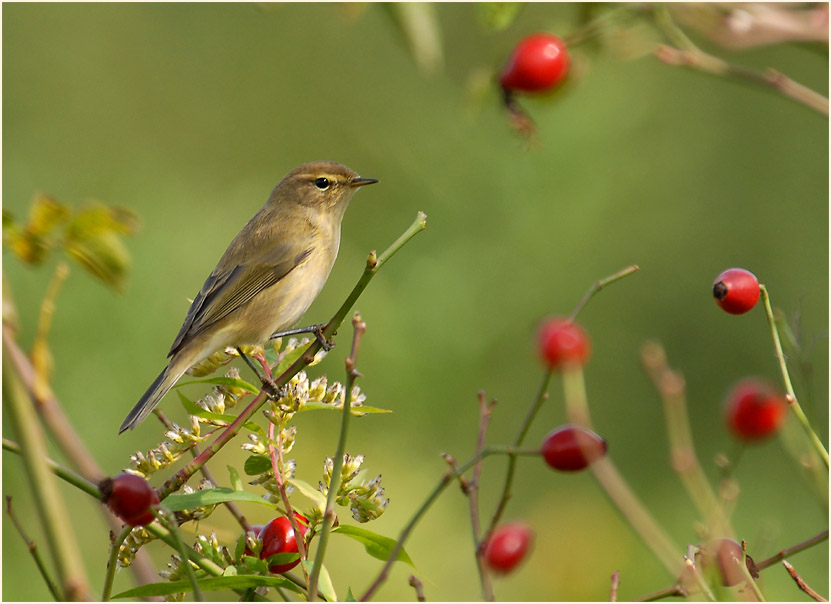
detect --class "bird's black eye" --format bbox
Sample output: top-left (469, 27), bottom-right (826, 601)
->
top-left (314, 177), bottom-right (330, 190)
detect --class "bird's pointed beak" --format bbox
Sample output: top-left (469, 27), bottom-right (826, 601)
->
top-left (350, 176), bottom-right (379, 187)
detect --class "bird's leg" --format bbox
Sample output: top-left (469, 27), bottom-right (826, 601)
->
top-left (236, 347), bottom-right (280, 398)
top-left (269, 323), bottom-right (334, 352)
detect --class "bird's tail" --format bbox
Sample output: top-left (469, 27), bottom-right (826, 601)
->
top-left (119, 356), bottom-right (190, 433)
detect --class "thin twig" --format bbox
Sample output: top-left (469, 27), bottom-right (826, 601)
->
top-left (755, 529), bottom-right (829, 570)
top-left (759, 284), bottom-right (828, 467)
top-left (652, 4), bottom-right (829, 116)
top-left (562, 363), bottom-right (682, 578)
top-left (731, 555), bottom-right (764, 601)
top-left (641, 341), bottom-right (734, 539)
top-left (155, 508), bottom-right (204, 602)
top-left (3, 342), bottom-right (91, 600)
top-left (6, 496), bottom-right (61, 600)
top-left (633, 583), bottom-right (688, 602)
top-left (3, 438), bottom-right (100, 498)
top-left (408, 575), bottom-right (426, 602)
top-left (782, 560), bottom-right (828, 602)
top-left (486, 372), bottom-right (551, 539)
top-left (610, 570), bottom-right (620, 602)
top-left (308, 313), bottom-right (367, 602)
top-left (360, 445), bottom-right (538, 601)
top-left (470, 391), bottom-right (496, 602)
top-left (570, 265), bottom-right (640, 321)
top-left (102, 525), bottom-right (133, 601)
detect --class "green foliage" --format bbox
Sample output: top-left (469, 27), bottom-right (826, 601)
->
top-left (3, 196), bottom-right (138, 291)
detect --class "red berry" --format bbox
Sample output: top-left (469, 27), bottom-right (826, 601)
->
top-left (541, 425), bottom-right (607, 471)
top-left (484, 523), bottom-right (534, 574)
top-left (538, 318), bottom-right (591, 369)
top-left (99, 473), bottom-right (159, 526)
top-left (726, 378), bottom-right (787, 441)
top-left (260, 513), bottom-right (309, 574)
top-left (713, 268), bottom-right (760, 314)
top-left (500, 33), bottom-right (570, 93)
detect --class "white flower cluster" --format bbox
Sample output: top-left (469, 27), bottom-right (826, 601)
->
top-left (249, 458), bottom-right (297, 505)
top-left (319, 454), bottom-right (389, 523)
top-left (129, 416), bottom-right (205, 478)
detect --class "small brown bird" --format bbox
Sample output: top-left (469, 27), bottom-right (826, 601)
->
top-left (120, 161), bottom-right (377, 432)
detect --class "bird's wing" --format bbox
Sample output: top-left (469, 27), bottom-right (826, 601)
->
top-left (167, 243), bottom-right (312, 357)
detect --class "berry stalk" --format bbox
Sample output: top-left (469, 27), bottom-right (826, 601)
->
top-left (561, 361), bottom-right (682, 578)
top-left (759, 284), bottom-right (829, 468)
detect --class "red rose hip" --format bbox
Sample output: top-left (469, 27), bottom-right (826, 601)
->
top-left (541, 425), bottom-right (607, 471)
top-left (260, 513), bottom-right (309, 574)
top-left (538, 318), bottom-right (590, 369)
top-left (484, 523), bottom-right (534, 574)
top-left (713, 268), bottom-right (760, 314)
top-left (726, 378), bottom-right (787, 441)
top-left (99, 473), bottom-right (159, 526)
top-left (500, 33), bottom-right (570, 93)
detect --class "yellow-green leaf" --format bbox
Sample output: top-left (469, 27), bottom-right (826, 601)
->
top-left (476, 2), bottom-right (525, 31)
top-left (28, 194), bottom-right (69, 237)
top-left (333, 525), bottom-right (415, 567)
top-left (112, 575), bottom-right (302, 599)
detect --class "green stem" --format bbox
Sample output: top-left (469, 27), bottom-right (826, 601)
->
top-left (759, 285), bottom-right (828, 468)
top-left (2, 344), bottom-right (91, 600)
top-left (156, 508), bottom-right (204, 602)
top-left (569, 264), bottom-right (640, 321)
top-left (5, 495), bottom-right (61, 600)
top-left (320, 211), bottom-right (427, 344)
top-left (562, 364), bottom-right (682, 577)
top-left (486, 370), bottom-right (552, 538)
top-left (308, 315), bottom-right (366, 601)
top-left (755, 529), bottom-right (829, 571)
top-left (102, 525), bottom-right (132, 601)
top-left (641, 342), bottom-right (734, 540)
top-left (2, 438), bottom-right (101, 498)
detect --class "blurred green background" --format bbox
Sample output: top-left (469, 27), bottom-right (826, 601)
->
top-left (3, 3), bottom-right (828, 601)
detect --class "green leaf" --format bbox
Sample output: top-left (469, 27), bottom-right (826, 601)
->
top-left (300, 560), bottom-right (337, 602)
top-left (265, 552), bottom-right (300, 567)
top-left (333, 525), bottom-right (415, 567)
top-left (112, 574), bottom-right (302, 599)
top-left (287, 478), bottom-right (328, 512)
top-left (161, 487), bottom-right (274, 511)
top-left (177, 375), bottom-right (260, 394)
top-left (346, 586), bottom-right (357, 602)
top-left (3, 216), bottom-right (49, 265)
top-left (64, 203), bottom-right (137, 291)
top-left (244, 454), bottom-right (273, 476)
top-left (300, 400), bottom-right (392, 415)
top-left (234, 532), bottom-right (247, 562)
top-left (476, 2), bottom-right (525, 30)
top-left (228, 465), bottom-right (244, 491)
top-left (273, 340), bottom-right (314, 375)
top-left (239, 554), bottom-right (271, 575)
top-left (28, 194), bottom-right (69, 237)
